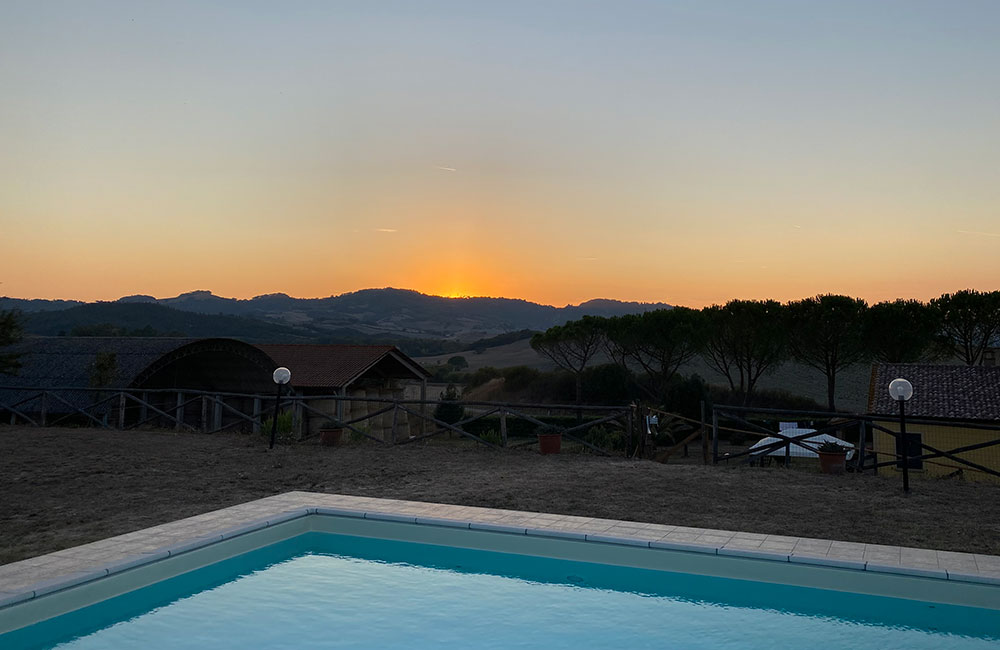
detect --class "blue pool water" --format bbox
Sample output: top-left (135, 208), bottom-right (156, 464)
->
top-left (4, 532), bottom-right (999, 649)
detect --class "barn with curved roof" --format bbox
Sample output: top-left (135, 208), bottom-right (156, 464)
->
top-left (0, 337), bottom-right (429, 437)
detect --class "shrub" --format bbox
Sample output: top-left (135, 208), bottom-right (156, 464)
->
top-left (434, 384), bottom-right (465, 424)
top-left (710, 385), bottom-right (824, 411)
top-left (583, 425), bottom-right (626, 451)
top-left (466, 366), bottom-right (501, 389)
top-left (348, 425), bottom-right (371, 443)
top-left (502, 366), bottom-right (541, 392)
top-left (478, 428), bottom-right (503, 446)
top-left (581, 363), bottom-right (637, 404)
top-left (260, 410), bottom-right (296, 444)
top-left (663, 374), bottom-right (711, 420)
top-left (526, 370), bottom-right (576, 402)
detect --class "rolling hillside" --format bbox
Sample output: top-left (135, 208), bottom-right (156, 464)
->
top-left (417, 338), bottom-right (872, 412)
top-left (2, 288), bottom-right (671, 340)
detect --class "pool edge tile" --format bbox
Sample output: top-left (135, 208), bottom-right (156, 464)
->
top-left (946, 571), bottom-right (1000, 586)
top-left (105, 551), bottom-right (170, 575)
top-left (526, 528), bottom-right (588, 541)
top-left (649, 540), bottom-right (718, 555)
top-left (415, 517), bottom-right (471, 529)
top-left (585, 534), bottom-right (650, 548)
top-left (718, 548), bottom-right (789, 562)
top-left (265, 509), bottom-right (312, 527)
top-left (364, 512), bottom-right (418, 524)
top-left (0, 590), bottom-right (35, 609)
top-left (790, 554), bottom-right (867, 571)
top-left (469, 522), bottom-right (527, 535)
top-left (866, 563), bottom-right (948, 580)
top-left (314, 507), bottom-right (366, 519)
top-left (30, 569), bottom-right (110, 599)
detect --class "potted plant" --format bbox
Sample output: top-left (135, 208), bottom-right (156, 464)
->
top-left (816, 440), bottom-right (849, 475)
top-left (319, 426), bottom-right (344, 447)
top-left (537, 427), bottom-right (562, 455)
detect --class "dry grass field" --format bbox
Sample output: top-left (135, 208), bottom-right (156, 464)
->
top-left (2, 425), bottom-right (999, 565)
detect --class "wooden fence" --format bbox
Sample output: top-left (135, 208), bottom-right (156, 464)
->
top-left (712, 404), bottom-right (1000, 483)
top-left (0, 386), bottom-right (635, 456)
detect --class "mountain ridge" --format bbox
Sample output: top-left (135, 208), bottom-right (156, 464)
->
top-left (1, 288), bottom-right (672, 340)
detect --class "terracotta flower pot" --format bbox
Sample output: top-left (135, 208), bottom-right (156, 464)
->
top-left (320, 428), bottom-right (343, 447)
top-left (817, 450), bottom-right (847, 475)
top-left (538, 433), bottom-right (562, 455)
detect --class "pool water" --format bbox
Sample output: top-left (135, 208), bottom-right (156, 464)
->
top-left (4, 532), bottom-right (999, 649)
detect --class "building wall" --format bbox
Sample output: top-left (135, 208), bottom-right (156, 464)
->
top-left (302, 379), bottom-right (424, 442)
top-left (872, 420), bottom-right (1000, 484)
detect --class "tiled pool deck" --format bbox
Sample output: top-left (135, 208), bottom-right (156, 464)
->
top-left (2, 491), bottom-right (999, 609)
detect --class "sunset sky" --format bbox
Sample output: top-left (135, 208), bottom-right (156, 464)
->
top-left (2, 1), bottom-right (999, 308)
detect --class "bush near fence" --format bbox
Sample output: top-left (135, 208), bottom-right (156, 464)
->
top-left (462, 414), bottom-right (623, 444)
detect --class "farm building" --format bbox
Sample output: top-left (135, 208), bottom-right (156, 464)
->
top-left (0, 337), bottom-right (429, 439)
top-left (867, 363), bottom-right (1000, 484)
top-left (256, 344), bottom-right (431, 439)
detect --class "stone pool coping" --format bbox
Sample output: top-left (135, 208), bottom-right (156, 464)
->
top-left (2, 491), bottom-right (999, 609)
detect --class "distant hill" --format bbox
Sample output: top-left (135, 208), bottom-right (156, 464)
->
top-left (22, 303), bottom-right (320, 343)
top-left (4, 288), bottom-right (671, 340)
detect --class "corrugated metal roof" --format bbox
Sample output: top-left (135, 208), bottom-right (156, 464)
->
top-left (255, 344), bottom-right (428, 389)
top-left (0, 337), bottom-right (198, 390)
top-left (0, 337), bottom-right (200, 414)
top-left (868, 363), bottom-right (1000, 421)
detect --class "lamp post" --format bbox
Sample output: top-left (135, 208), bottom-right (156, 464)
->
top-left (888, 377), bottom-right (914, 493)
top-left (270, 367), bottom-right (291, 450)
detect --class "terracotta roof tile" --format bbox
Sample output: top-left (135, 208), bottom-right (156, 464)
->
top-left (255, 344), bottom-right (427, 389)
top-left (868, 363), bottom-right (1000, 421)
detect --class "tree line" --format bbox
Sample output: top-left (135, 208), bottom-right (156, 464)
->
top-left (531, 290), bottom-right (1000, 411)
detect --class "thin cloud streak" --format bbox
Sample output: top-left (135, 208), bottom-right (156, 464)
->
top-left (434, 165), bottom-right (457, 172)
top-left (957, 229), bottom-right (1000, 238)
top-left (375, 228), bottom-right (398, 233)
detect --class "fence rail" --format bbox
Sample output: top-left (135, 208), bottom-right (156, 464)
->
top-left (712, 404), bottom-right (1000, 483)
top-left (0, 386), bottom-right (635, 455)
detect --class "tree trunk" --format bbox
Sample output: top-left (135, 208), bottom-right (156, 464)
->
top-left (827, 371), bottom-right (837, 411)
top-left (575, 373), bottom-right (583, 422)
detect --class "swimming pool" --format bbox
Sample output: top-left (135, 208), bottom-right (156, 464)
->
top-left (2, 507), bottom-right (999, 649)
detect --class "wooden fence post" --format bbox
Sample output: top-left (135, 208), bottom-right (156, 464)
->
top-left (712, 408), bottom-right (719, 464)
top-left (391, 404), bottom-right (399, 443)
top-left (39, 391), bottom-right (47, 427)
top-left (500, 408), bottom-right (508, 447)
top-left (175, 392), bottom-right (184, 431)
top-left (252, 397), bottom-right (262, 434)
top-left (627, 405), bottom-right (635, 457)
top-left (856, 419), bottom-right (867, 473)
top-left (700, 400), bottom-right (708, 465)
top-left (140, 391), bottom-right (148, 424)
top-left (213, 395), bottom-right (223, 432)
top-left (420, 380), bottom-right (427, 436)
top-left (294, 399), bottom-right (304, 439)
top-left (201, 396), bottom-right (208, 433)
top-left (118, 392), bottom-right (126, 430)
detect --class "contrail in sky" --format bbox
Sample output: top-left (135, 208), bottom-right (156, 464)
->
top-left (957, 229), bottom-right (1000, 238)
top-left (435, 165), bottom-right (457, 172)
top-left (375, 228), bottom-right (397, 233)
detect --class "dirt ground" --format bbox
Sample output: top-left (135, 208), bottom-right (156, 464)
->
top-left (2, 425), bottom-right (998, 565)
